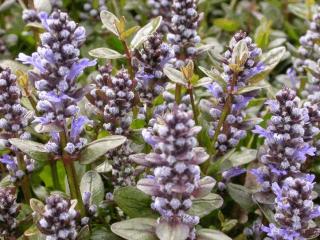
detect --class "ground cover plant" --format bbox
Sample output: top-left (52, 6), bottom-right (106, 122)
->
top-left (0, 0), bottom-right (320, 239)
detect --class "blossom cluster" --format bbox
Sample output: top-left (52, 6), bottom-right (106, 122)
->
top-left (132, 104), bottom-right (214, 239)
top-left (134, 33), bottom-right (174, 104)
top-left (18, 10), bottom-right (96, 127)
top-left (91, 67), bottom-right (135, 136)
top-left (148, 0), bottom-right (173, 33)
top-left (262, 175), bottom-right (320, 239)
top-left (37, 194), bottom-right (80, 240)
top-left (253, 88), bottom-right (316, 193)
top-left (0, 187), bottom-right (20, 237)
top-left (0, 68), bottom-right (30, 140)
top-left (167, 0), bottom-right (201, 68)
top-left (45, 116), bottom-right (90, 155)
top-left (81, 0), bottom-right (107, 20)
top-left (204, 31), bottom-right (263, 155)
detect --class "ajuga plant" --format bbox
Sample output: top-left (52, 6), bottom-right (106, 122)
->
top-left (0, 0), bottom-right (312, 240)
top-left (131, 104), bottom-right (216, 239)
top-left (200, 31), bottom-right (278, 157)
top-left (134, 33), bottom-right (174, 105)
top-left (252, 88), bottom-right (316, 193)
top-left (262, 175), bottom-right (320, 240)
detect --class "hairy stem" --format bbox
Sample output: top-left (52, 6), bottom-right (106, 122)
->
top-left (50, 157), bottom-right (61, 190)
top-left (188, 84), bottom-right (198, 125)
top-left (17, 152), bottom-right (32, 202)
top-left (59, 131), bottom-right (85, 216)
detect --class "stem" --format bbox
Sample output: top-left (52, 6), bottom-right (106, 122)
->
top-left (17, 152), bottom-right (32, 202)
top-left (59, 131), bottom-right (85, 216)
top-left (188, 84), bottom-right (198, 125)
top-left (63, 157), bottom-right (85, 215)
top-left (50, 157), bottom-right (61, 190)
top-left (175, 84), bottom-right (182, 104)
top-left (111, 0), bottom-right (121, 17)
top-left (121, 40), bottom-right (134, 81)
top-left (210, 72), bottom-right (238, 156)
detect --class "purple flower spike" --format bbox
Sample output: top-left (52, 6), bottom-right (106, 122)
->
top-left (18, 10), bottom-right (96, 128)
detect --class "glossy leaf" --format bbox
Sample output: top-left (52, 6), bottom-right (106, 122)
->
top-left (100, 10), bottom-right (120, 36)
top-left (9, 138), bottom-right (50, 162)
top-left (111, 218), bottom-right (158, 240)
top-left (89, 48), bottom-right (124, 59)
top-left (130, 16), bottom-right (162, 49)
top-left (156, 222), bottom-right (189, 240)
top-left (79, 135), bottom-right (126, 164)
top-left (80, 170), bottom-right (104, 205)
top-left (163, 66), bottom-right (187, 86)
top-left (113, 186), bottom-right (157, 218)
top-left (188, 193), bottom-right (223, 218)
top-left (197, 229), bottom-right (232, 240)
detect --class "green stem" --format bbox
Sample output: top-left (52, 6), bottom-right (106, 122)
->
top-left (63, 157), bottom-right (85, 215)
top-left (210, 72), bottom-right (238, 157)
top-left (59, 131), bottom-right (85, 216)
top-left (50, 157), bottom-right (61, 190)
top-left (175, 84), bottom-right (182, 104)
top-left (17, 152), bottom-right (32, 202)
top-left (188, 84), bottom-right (198, 125)
top-left (111, 0), bottom-right (121, 17)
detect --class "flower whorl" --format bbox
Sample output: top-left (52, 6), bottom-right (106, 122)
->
top-left (0, 187), bottom-right (19, 237)
top-left (262, 175), bottom-right (320, 240)
top-left (37, 194), bottom-right (79, 240)
top-left (167, 0), bottom-right (201, 68)
top-left (253, 88), bottom-right (316, 192)
top-left (148, 0), bottom-right (173, 33)
top-left (134, 33), bottom-right (174, 104)
top-left (132, 104), bottom-right (215, 239)
top-left (18, 10), bottom-right (96, 127)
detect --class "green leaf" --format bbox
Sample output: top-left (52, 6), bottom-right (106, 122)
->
top-left (130, 119), bottom-right (146, 129)
top-left (111, 218), bottom-right (158, 240)
top-left (227, 183), bottom-right (255, 211)
top-left (88, 48), bottom-right (124, 59)
top-left (130, 16), bottom-right (162, 49)
top-left (288, 3), bottom-right (308, 19)
top-left (231, 39), bottom-right (249, 68)
top-left (100, 10), bottom-right (120, 36)
top-left (0, 175), bottom-right (12, 188)
top-left (34, 0), bottom-right (52, 13)
top-left (247, 46), bottom-right (286, 84)
top-left (188, 193), bottom-right (223, 218)
top-left (194, 77), bottom-right (213, 87)
top-left (254, 18), bottom-right (272, 49)
top-left (221, 148), bottom-right (257, 170)
top-left (80, 170), bottom-right (104, 205)
top-left (79, 135), bottom-right (127, 164)
top-left (113, 186), bottom-right (157, 218)
top-left (156, 222), bottom-right (189, 240)
top-left (213, 18), bottom-right (240, 32)
top-left (197, 229), bottom-right (232, 240)
top-left (198, 66), bottom-right (226, 88)
top-left (9, 138), bottom-right (50, 162)
top-left (29, 198), bottom-right (45, 214)
top-left (163, 66), bottom-right (187, 86)
top-left (237, 84), bottom-right (268, 94)
top-left (0, 60), bottom-right (30, 73)
top-left (0, 0), bottom-right (16, 12)
top-left (95, 160), bottom-right (112, 173)
top-left (91, 226), bottom-right (122, 240)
